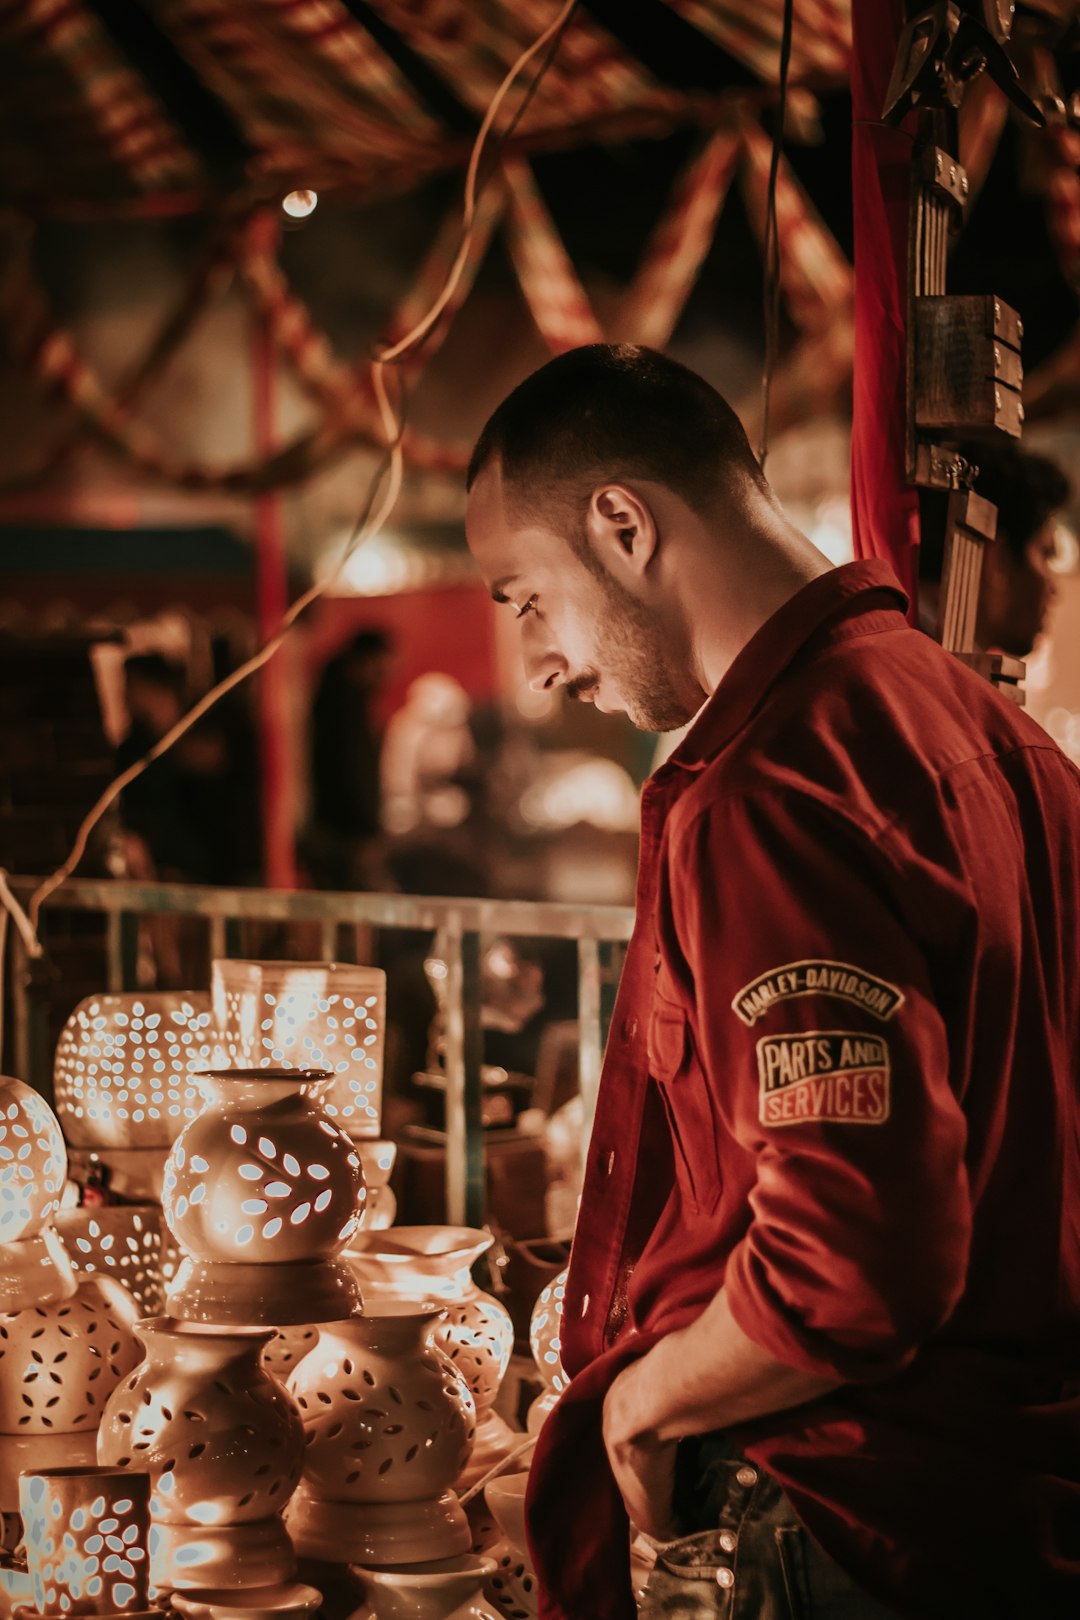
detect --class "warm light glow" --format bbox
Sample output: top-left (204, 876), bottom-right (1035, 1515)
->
top-left (282, 188), bottom-right (318, 218)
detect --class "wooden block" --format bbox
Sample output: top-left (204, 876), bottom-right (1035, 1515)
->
top-left (915, 295), bottom-right (1024, 438)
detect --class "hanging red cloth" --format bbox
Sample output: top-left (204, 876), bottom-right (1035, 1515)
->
top-left (850, 0), bottom-right (920, 619)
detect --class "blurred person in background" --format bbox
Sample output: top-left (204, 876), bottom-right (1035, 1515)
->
top-left (305, 626), bottom-right (394, 889)
top-left (919, 441), bottom-right (1072, 657)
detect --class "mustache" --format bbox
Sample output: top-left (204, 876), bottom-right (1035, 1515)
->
top-left (566, 673), bottom-right (599, 702)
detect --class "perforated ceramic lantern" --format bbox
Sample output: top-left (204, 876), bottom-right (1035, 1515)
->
top-left (528, 1269), bottom-right (567, 1393)
top-left (284, 1305), bottom-right (475, 1565)
top-left (211, 961), bottom-right (384, 1139)
top-left (18, 1467), bottom-right (155, 1619)
top-left (97, 1320), bottom-right (305, 1593)
top-left (0, 1276), bottom-right (140, 1514)
top-left (345, 1229), bottom-right (515, 1490)
top-left (53, 996), bottom-right (213, 1150)
top-left (482, 1475), bottom-right (538, 1620)
top-left (56, 1208), bottom-right (166, 1317)
top-left (350, 1556), bottom-right (501, 1620)
top-left (0, 1077), bottom-right (75, 1313)
top-left (162, 1068), bottom-right (365, 1326)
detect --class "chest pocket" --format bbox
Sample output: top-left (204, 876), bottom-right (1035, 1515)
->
top-left (647, 992), bottom-right (720, 1215)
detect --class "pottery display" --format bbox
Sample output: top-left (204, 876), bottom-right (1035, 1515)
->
top-left (345, 1229), bottom-right (516, 1491)
top-left (161, 1068), bottom-right (365, 1326)
top-left (56, 1208), bottom-right (167, 1317)
top-left (284, 1305), bottom-right (475, 1565)
top-left (527, 1270), bottom-right (567, 1393)
top-left (211, 961), bottom-right (385, 1140)
top-left (482, 1475), bottom-right (538, 1620)
top-left (349, 1556), bottom-right (501, 1620)
top-left (53, 996), bottom-right (213, 1151)
top-left (169, 1583), bottom-right (322, 1620)
top-left (0, 1276), bottom-right (140, 1513)
top-left (0, 1077), bottom-right (75, 1313)
top-left (18, 1467), bottom-right (154, 1618)
top-left (97, 1319), bottom-right (305, 1591)
top-left (355, 1142), bottom-right (397, 1230)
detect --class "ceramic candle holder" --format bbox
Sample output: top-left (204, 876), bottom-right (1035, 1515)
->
top-left (482, 1475), bottom-right (538, 1620)
top-left (18, 1467), bottom-right (155, 1619)
top-left (169, 1583), bottom-right (322, 1620)
top-left (284, 1305), bottom-right (475, 1565)
top-left (162, 1068), bottom-right (365, 1326)
top-left (527, 1269), bottom-right (567, 1393)
top-left (0, 1277), bottom-right (140, 1515)
top-left (97, 1319), bottom-right (305, 1592)
top-left (56, 1209), bottom-right (166, 1318)
top-left (0, 1078), bottom-right (75, 1314)
top-left (345, 1229), bottom-right (515, 1489)
top-left (211, 961), bottom-right (385, 1140)
top-left (53, 996), bottom-right (213, 1151)
top-left (355, 1142), bottom-right (397, 1231)
top-left (349, 1556), bottom-right (501, 1620)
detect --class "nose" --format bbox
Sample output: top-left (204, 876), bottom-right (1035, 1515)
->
top-left (522, 616), bottom-right (567, 693)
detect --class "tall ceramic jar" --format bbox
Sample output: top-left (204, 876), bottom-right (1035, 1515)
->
top-left (349, 1556), bottom-right (501, 1620)
top-left (345, 1229), bottom-right (515, 1489)
top-left (0, 1276), bottom-right (140, 1518)
top-left (0, 1076), bottom-right (75, 1312)
top-left (161, 1069), bottom-right (365, 1326)
top-left (97, 1319), bottom-right (305, 1592)
top-left (284, 1305), bottom-right (475, 1565)
top-left (19, 1466), bottom-right (154, 1619)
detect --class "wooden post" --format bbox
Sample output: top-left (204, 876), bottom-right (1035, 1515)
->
top-left (250, 210), bottom-right (298, 890)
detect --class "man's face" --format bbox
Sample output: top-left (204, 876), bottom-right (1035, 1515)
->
top-left (465, 466), bottom-right (697, 732)
top-left (979, 518), bottom-right (1060, 657)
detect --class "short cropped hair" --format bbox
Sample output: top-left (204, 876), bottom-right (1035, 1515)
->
top-left (919, 442), bottom-right (1071, 581)
top-left (467, 344), bottom-right (766, 529)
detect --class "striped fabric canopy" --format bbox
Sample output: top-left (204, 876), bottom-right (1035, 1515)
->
top-left (0, 0), bottom-right (851, 216)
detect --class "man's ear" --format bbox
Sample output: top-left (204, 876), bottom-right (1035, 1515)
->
top-left (583, 483), bottom-right (658, 578)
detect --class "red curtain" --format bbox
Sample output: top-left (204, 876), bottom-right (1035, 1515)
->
top-left (850, 0), bottom-right (920, 618)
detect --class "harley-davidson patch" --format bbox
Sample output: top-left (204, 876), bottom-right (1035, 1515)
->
top-left (732, 960), bottom-right (904, 1027)
top-left (757, 1030), bottom-right (891, 1127)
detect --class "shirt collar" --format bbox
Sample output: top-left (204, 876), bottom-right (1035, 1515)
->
top-left (661, 559), bottom-right (909, 774)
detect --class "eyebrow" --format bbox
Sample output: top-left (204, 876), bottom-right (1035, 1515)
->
top-left (490, 575), bottom-right (519, 604)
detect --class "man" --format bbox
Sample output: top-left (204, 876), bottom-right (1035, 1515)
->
top-left (465, 345), bottom-right (1080, 1620)
top-left (918, 440), bottom-right (1071, 656)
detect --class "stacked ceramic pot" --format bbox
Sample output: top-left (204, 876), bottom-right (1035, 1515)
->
top-left (0, 1076), bottom-right (76, 1314)
top-left (526, 1267), bottom-right (568, 1433)
top-left (481, 1475), bottom-right (538, 1620)
top-left (53, 994), bottom-right (214, 1204)
top-left (345, 1229), bottom-right (516, 1492)
top-left (16, 1466), bottom-right (160, 1620)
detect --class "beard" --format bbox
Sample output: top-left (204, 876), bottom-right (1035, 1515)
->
top-left (572, 565), bottom-right (697, 733)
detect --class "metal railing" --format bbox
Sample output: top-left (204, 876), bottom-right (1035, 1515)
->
top-left (5, 878), bottom-right (634, 1226)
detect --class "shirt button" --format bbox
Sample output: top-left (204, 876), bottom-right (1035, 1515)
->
top-left (718, 1530), bottom-right (737, 1553)
top-left (715, 1568), bottom-right (735, 1589)
top-left (735, 1465), bottom-right (757, 1488)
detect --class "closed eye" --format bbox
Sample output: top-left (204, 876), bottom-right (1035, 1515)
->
top-left (515, 594), bottom-right (538, 619)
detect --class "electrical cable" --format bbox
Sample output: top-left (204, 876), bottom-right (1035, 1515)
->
top-left (19, 0), bottom-right (581, 941)
top-left (757, 0), bottom-right (794, 471)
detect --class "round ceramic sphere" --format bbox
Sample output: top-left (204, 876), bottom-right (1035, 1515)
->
top-left (53, 995), bottom-right (214, 1149)
top-left (161, 1070), bottom-right (365, 1265)
top-left (0, 1275), bottom-right (139, 1434)
top-left (98, 1320), bottom-right (305, 1526)
top-left (0, 1077), bottom-right (67, 1246)
top-left (528, 1269), bottom-right (567, 1392)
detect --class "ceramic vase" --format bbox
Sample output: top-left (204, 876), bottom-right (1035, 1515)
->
top-left (527, 1270), bottom-right (567, 1393)
top-left (0, 1078), bottom-right (75, 1313)
top-left (97, 1318), bottom-right (305, 1592)
top-left (169, 1583), bottom-right (322, 1620)
top-left (481, 1475), bottom-right (538, 1620)
top-left (18, 1467), bottom-right (156, 1619)
top-left (355, 1142), bottom-right (397, 1231)
top-left (211, 961), bottom-right (385, 1140)
top-left (345, 1230), bottom-right (516, 1491)
top-left (56, 1208), bottom-right (166, 1317)
top-left (349, 1556), bottom-right (501, 1620)
top-left (161, 1068), bottom-right (365, 1326)
top-left (0, 1276), bottom-right (140, 1515)
top-left (53, 996), bottom-right (213, 1151)
top-left (284, 1305), bottom-right (475, 1565)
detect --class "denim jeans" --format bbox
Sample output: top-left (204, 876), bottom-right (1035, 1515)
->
top-left (639, 1437), bottom-right (903, 1620)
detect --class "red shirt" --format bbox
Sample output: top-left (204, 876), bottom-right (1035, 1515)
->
top-left (527, 560), bottom-right (1080, 1620)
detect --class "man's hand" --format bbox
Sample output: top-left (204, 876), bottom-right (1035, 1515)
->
top-left (602, 1357), bottom-right (682, 1542)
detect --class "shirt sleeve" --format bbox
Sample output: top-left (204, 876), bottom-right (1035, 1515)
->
top-left (662, 788), bottom-right (972, 1384)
